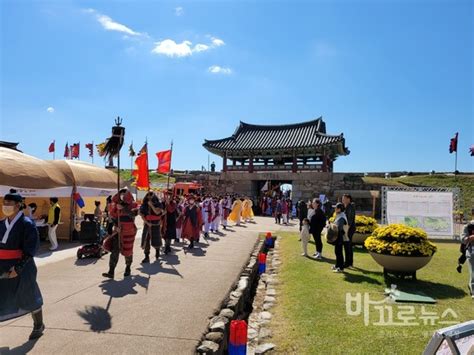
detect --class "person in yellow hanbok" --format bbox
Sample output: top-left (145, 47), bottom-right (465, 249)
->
top-left (228, 197), bottom-right (243, 226)
top-left (242, 198), bottom-right (254, 222)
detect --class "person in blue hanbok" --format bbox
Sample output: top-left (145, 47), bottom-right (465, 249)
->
top-left (0, 192), bottom-right (45, 340)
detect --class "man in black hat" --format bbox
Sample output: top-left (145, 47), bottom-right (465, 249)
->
top-left (0, 191), bottom-right (45, 339)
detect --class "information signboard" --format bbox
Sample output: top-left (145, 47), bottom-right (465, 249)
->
top-left (386, 190), bottom-right (454, 237)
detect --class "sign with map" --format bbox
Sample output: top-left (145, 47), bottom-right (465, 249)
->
top-left (386, 191), bottom-right (453, 237)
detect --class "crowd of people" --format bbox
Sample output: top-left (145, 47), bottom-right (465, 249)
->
top-left (2, 188), bottom-right (473, 342)
top-left (0, 188), bottom-right (258, 340)
top-left (260, 196), bottom-right (293, 225)
top-left (100, 190), bottom-right (256, 279)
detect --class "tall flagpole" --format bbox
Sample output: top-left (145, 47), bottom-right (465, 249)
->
top-left (146, 137), bottom-right (149, 191)
top-left (167, 140), bottom-right (173, 191)
top-left (53, 140), bottom-right (55, 160)
top-left (92, 140), bottom-right (94, 164)
top-left (130, 140), bottom-right (133, 171)
top-left (455, 149), bottom-right (458, 173)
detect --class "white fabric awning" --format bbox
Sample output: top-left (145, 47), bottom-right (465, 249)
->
top-left (0, 185), bottom-right (72, 198)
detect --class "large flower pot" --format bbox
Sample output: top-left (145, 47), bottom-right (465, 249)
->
top-left (352, 232), bottom-right (370, 245)
top-left (369, 252), bottom-right (433, 272)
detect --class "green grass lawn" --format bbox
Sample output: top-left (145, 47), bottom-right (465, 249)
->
top-left (270, 232), bottom-right (474, 354)
top-left (119, 169), bottom-right (176, 184)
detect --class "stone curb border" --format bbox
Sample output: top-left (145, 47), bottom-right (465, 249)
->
top-left (246, 237), bottom-right (280, 354)
top-left (196, 236), bottom-right (267, 354)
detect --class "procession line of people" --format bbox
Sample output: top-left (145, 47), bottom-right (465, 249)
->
top-left (100, 191), bottom-right (257, 279)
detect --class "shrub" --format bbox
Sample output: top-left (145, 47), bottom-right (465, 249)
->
top-left (364, 224), bottom-right (437, 257)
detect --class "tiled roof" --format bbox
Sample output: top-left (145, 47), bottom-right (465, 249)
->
top-left (203, 118), bottom-right (349, 155)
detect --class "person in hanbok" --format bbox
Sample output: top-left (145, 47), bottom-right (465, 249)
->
top-left (281, 199), bottom-right (289, 225)
top-left (163, 197), bottom-right (178, 254)
top-left (201, 197), bottom-right (213, 238)
top-left (228, 197), bottom-right (243, 226)
top-left (182, 197), bottom-right (203, 249)
top-left (221, 196), bottom-right (232, 230)
top-left (0, 192), bottom-right (45, 340)
top-left (211, 197), bottom-right (221, 233)
top-left (242, 198), bottom-right (254, 222)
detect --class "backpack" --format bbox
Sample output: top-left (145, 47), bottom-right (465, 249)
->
top-left (325, 223), bottom-right (339, 245)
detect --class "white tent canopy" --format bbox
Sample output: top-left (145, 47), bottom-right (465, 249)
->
top-left (0, 147), bottom-right (118, 197)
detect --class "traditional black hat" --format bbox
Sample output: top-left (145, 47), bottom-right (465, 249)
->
top-left (4, 192), bottom-right (22, 202)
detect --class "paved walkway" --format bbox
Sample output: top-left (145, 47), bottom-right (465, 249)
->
top-left (0, 217), bottom-right (297, 355)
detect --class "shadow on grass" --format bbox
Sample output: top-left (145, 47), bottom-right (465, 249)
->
top-left (383, 277), bottom-right (468, 300)
top-left (343, 271), bottom-right (383, 285)
top-left (353, 247), bottom-right (369, 254)
top-left (349, 267), bottom-right (468, 300)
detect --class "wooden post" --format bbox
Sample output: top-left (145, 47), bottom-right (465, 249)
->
top-left (249, 155), bottom-right (254, 173)
top-left (322, 154), bottom-right (328, 172)
top-left (223, 151), bottom-right (228, 172)
top-left (372, 194), bottom-right (376, 218)
top-left (292, 151), bottom-right (297, 173)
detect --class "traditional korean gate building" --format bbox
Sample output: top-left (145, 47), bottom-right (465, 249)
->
top-left (202, 117), bottom-right (351, 201)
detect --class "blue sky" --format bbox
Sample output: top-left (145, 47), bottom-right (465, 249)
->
top-left (1, 0), bottom-right (473, 173)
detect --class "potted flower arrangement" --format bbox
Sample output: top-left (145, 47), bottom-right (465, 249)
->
top-left (365, 224), bottom-right (437, 277)
top-left (353, 215), bottom-right (378, 245)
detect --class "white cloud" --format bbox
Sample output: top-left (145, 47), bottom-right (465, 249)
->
top-left (193, 43), bottom-right (209, 52)
top-left (208, 65), bottom-right (232, 75)
top-left (97, 14), bottom-right (141, 36)
top-left (211, 37), bottom-right (225, 47)
top-left (86, 8), bottom-right (142, 37)
top-left (151, 34), bottom-right (225, 58)
top-left (46, 107), bottom-right (55, 113)
top-left (152, 39), bottom-right (222, 57)
top-left (152, 39), bottom-right (193, 57)
top-left (175, 7), bottom-right (184, 16)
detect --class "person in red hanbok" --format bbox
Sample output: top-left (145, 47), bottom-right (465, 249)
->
top-left (181, 197), bottom-right (203, 249)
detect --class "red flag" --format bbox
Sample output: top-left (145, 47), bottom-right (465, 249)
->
top-left (156, 149), bottom-right (172, 173)
top-left (48, 141), bottom-right (55, 153)
top-left (132, 152), bottom-right (149, 190)
top-left (64, 143), bottom-right (70, 158)
top-left (449, 133), bottom-right (458, 154)
top-left (71, 143), bottom-right (80, 159)
top-left (85, 143), bottom-right (93, 157)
